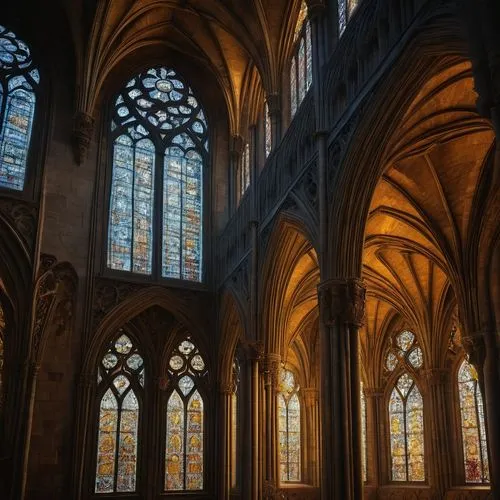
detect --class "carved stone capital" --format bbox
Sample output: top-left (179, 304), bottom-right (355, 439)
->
top-left (462, 330), bottom-right (486, 367)
top-left (266, 93), bottom-right (281, 116)
top-left (72, 111), bottom-right (95, 165)
top-left (219, 380), bottom-right (234, 395)
top-left (261, 353), bottom-right (281, 389)
top-left (424, 368), bottom-right (448, 387)
top-left (318, 278), bottom-right (366, 327)
top-left (242, 340), bottom-right (264, 361)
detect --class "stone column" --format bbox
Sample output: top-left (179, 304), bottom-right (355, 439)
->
top-left (219, 382), bottom-right (234, 500)
top-left (302, 388), bottom-right (320, 486)
top-left (317, 278), bottom-right (365, 500)
top-left (424, 368), bottom-right (452, 497)
top-left (262, 353), bottom-right (280, 498)
top-left (364, 387), bottom-right (384, 488)
top-left (230, 135), bottom-right (244, 212)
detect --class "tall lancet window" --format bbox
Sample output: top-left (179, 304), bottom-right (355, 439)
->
top-left (238, 142), bottom-right (250, 202)
top-left (360, 382), bottom-right (367, 482)
top-left (165, 338), bottom-right (207, 491)
top-left (290, 1), bottom-right (313, 118)
top-left (458, 359), bottom-right (489, 483)
top-left (95, 333), bottom-right (144, 493)
top-left (278, 368), bottom-right (301, 482)
top-left (338, 0), bottom-right (359, 37)
top-left (0, 24), bottom-right (39, 191)
top-left (264, 102), bottom-right (272, 158)
top-left (389, 373), bottom-right (425, 482)
top-left (230, 359), bottom-right (240, 490)
top-left (107, 67), bottom-right (208, 281)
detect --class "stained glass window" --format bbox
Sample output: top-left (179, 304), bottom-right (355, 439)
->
top-left (278, 369), bottom-right (301, 482)
top-left (290, 2), bottom-right (313, 118)
top-left (0, 24), bottom-right (39, 191)
top-left (264, 102), bottom-right (272, 158)
top-left (361, 382), bottom-right (367, 482)
top-left (165, 338), bottom-right (207, 491)
top-left (338, 0), bottom-right (348, 36)
top-left (385, 330), bottom-right (423, 373)
top-left (458, 359), bottom-right (489, 483)
top-left (238, 142), bottom-right (250, 201)
top-left (230, 360), bottom-right (240, 489)
top-left (95, 333), bottom-right (144, 493)
top-left (389, 373), bottom-right (425, 482)
top-left (108, 67), bottom-right (207, 281)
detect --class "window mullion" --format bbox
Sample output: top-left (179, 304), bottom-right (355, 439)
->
top-left (183, 394), bottom-right (188, 490)
top-left (179, 157), bottom-right (185, 278)
top-left (154, 148), bottom-right (163, 278)
top-left (130, 144), bottom-right (137, 272)
top-left (114, 397), bottom-right (123, 492)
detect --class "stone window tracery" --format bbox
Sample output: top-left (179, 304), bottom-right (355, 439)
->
top-left (107, 66), bottom-right (207, 281)
top-left (458, 359), bottom-right (489, 483)
top-left (278, 368), bottom-right (301, 482)
top-left (290, 1), bottom-right (312, 118)
top-left (165, 338), bottom-right (207, 491)
top-left (0, 24), bottom-right (39, 191)
top-left (95, 333), bottom-right (144, 493)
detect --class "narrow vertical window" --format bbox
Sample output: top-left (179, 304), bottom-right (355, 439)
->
top-left (230, 360), bottom-right (240, 490)
top-left (239, 142), bottom-right (250, 200)
top-left (108, 67), bottom-right (207, 281)
top-left (278, 369), bottom-right (301, 482)
top-left (361, 382), bottom-right (367, 482)
top-left (165, 338), bottom-right (207, 491)
top-left (95, 333), bottom-right (144, 493)
top-left (0, 24), bottom-right (39, 191)
top-left (458, 359), bottom-right (489, 483)
top-left (338, 0), bottom-right (348, 36)
top-left (264, 102), bottom-right (271, 158)
top-left (389, 373), bottom-right (425, 482)
top-left (290, 2), bottom-right (312, 118)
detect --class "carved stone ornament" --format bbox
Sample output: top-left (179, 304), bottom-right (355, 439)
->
top-left (424, 368), bottom-right (448, 387)
top-left (261, 353), bottom-right (281, 389)
top-left (318, 278), bottom-right (366, 327)
top-left (0, 198), bottom-right (38, 253)
top-left (462, 330), bottom-right (486, 368)
top-left (242, 340), bottom-right (264, 361)
top-left (72, 111), bottom-right (95, 165)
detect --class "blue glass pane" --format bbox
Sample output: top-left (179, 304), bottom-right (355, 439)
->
top-left (290, 58), bottom-right (297, 118)
top-left (306, 22), bottom-right (312, 91)
top-left (0, 25), bottom-right (38, 191)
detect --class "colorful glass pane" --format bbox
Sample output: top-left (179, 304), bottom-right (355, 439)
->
top-left (306, 22), bottom-right (313, 91)
top-left (294, 1), bottom-right (308, 42)
top-left (264, 102), bottom-right (271, 158)
top-left (186, 391), bottom-right (204, 490)
top-left (95, 389), bottom-right (118, 493)
top-left (0, 25), bottom-right (38, 191)
top-left (458, 360), bottom-right (489, 483)
top-left (96, 334), bottom-right (142, 494)
top-left (279, 369), bottom-right (301, 482)
top-left (396, 330), bottom-right (415, 353)
top-left (240, 142), bottom-right (250, 199)
top-left (348, 0), bottom-right (359, 17)
top-left (361, 383), bottom-right (367, 482)
top-left (386, 351), bottom-right (398, 371)
top-left (389, 374), bottom-right (425, 482)
top-left (408, 347), bottom-right (423, 369)
top-left (290, 57), bottom-right (297, 118)
top-left (165, 391), bottom-right (185, 490)
top-left (108, 66), bottom-right (206, 281)
top-left (338, 0), bottom-right (347, 36)
top-left (165, 338), bottom-right (207, 491)
top-left (298, 39), bottom-right (306, 103)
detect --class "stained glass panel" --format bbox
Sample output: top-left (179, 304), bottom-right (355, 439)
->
top-left (389, 373), bottom-right (425, 482)
top-left (396, 330), bottom-right (415, 353)
top-left (239, 142), bottom-right (250, 199)
top-left (279, 369), bottom-right (301, 482)
top-left (386, 352), bottom-right (398, 371)
top-left (338, 0), bottom-right (347, 37)
top-left (361, 383), bottom-right (367, 482)
top-left (165, 391), bottom-right (185, 490)
top-left (294, 1), bottom-right (308, 42)
top-left (408, 347), bottom-right (423, 369)
top-left (186, 391), bottom-right (204, 490)
top-left (0, 25), bottom-right (38, 191)
top-left (290, 57), bottom-right (297, 118)
top-left (108, 67), bottom-right (206, 281)
top-left (348, 0), bottom-right (359, 17)
top-left (459, 360), bottom-right (489, 483)
top-left (165, 338), bottom-right (207, 491)
top-left (264, 102), bottom-right (271, 158)
top-left (95, 333), bottom-right (142, 494)
top-left (306, 22), bottom-right (312, 91)
top-left (95, 389), bottom-right (118, 493)
top-left (298, 39), bottom-right (306, 103)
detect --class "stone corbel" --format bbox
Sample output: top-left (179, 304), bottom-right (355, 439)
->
top-left (318, 278), bottom-right (366, 327)
top-left (72, 111), bottom-right (95, 165)
top-left (261, 353), bottom-right (281, 390)
top-left (462, 330), bottom-right (486, 369)
top-left (266, 93), bottom-right (281, 117)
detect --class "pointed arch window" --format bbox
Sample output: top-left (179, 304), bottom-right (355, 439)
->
top-left (107, 67), bottom-right (208, 281)
top-left (278, 368), bottom-right (301, 482)
top-left (95, 333), bottom-right (144, 493)
top-left (458, 359), bottom-right (489, 483)
top-left (0, 24), bottom-right (39, 191)
top-left (290, 2), bottom-right (313, 118)
top-left (165, 338), bottom-right (207, 491)
top-left (237, 142), bottom-right (250, 202)
top-left (264, 102), bottom-right (272, 158)
top-left (338, 0), bottom-right (360, 37)
top-left (385, 330), bottom-right (423, 374)
top-left (230, 359), bottom-right (240, 490)
top-left (389, 373), bottom-right (425, 482)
